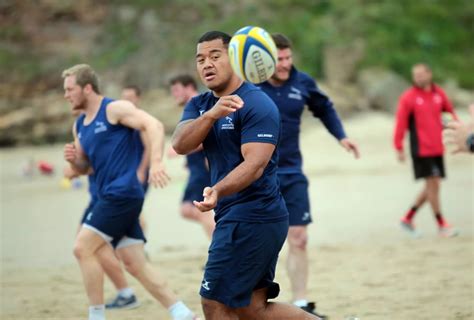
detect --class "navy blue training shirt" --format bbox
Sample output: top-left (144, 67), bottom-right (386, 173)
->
top-left (76, 97), bottom-right (144, 199)
top-left (180, 82), bottom-right (288, 223)
top-left (87, 174), bottom-right (98, 203)
top-left (258, 67), bottom-right (346, 174)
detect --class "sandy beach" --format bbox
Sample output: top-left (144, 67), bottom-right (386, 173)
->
top-left (1, 111), bottom-right (473, 319)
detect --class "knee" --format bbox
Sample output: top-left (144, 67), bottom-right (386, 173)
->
top-left (426, 179), bottom-right (440, 193)
top-left (122, 258), bottom-right (143, 277)
top-left (181, 204), bottom-right (199, 221)
top-left (201, 298), bottom-right (216, 315)
top-left (73, 241), bottom-right (91, 261)
top-left (201, 298), bottom-right (225, 317)
top-left (235, 305), bottom-right (265, 320)
top-left (288, 228), bottom-right (308, 250)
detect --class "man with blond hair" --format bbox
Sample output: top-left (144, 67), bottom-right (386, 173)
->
top-left (62, 64), bottom-right (199, 320)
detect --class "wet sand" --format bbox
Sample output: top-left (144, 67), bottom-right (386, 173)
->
top-left (1, 112), bottom-right (473, 319)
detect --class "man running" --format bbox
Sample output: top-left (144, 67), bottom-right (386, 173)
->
top-left (63, 64), bottom-right (198, 320)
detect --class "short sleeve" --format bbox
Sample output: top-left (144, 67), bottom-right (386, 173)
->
top-left (240, 91), bottom-right (280, 145)
top-left (180, 96), bottom-right (200, 122)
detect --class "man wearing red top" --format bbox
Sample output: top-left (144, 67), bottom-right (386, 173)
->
top-left (393, 63), bottom-right (458, 238)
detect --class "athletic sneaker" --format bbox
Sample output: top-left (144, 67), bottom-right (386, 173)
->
top-left (105, 294), bottom-right (140, 309)
top-left (439, 224), bottom-right (459, 238)
top-left (301, 302), bottom-right (328, 319)
top-left (400, 218), bottom-right (421, 238)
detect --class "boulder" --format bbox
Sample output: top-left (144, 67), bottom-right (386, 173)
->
top-left (442, 79), bottom-right (474, 110)
top-left (318, 82), bottom-right (369, 116)
top-left (323, 40), bottom-right (365, 86)
top-left (357, 68), bottom-right (410, 113)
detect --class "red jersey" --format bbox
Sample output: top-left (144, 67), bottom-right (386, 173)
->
top-left (393, 84), bottom-right (457, 157)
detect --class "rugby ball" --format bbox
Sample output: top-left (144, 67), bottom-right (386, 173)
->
top-left (228, 26), bottom-right (277, 84)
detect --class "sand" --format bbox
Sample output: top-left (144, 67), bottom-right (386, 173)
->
top-left (1, 111), bottom-right (473, 319)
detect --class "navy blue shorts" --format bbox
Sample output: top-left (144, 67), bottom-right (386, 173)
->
top-left (80, 198), bottom-right (96, 224)
top-left (278, 173), bottom-right (312, 226)
top-left (200, 220), bottom-right (288, 308)
top-left (183, 172), bottom-right (210, 203)
top-left (182, 183), bottom-right (207, 203)
top-left (82, 197), bottom-right (146, 248)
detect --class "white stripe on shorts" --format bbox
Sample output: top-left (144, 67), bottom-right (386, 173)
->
top-left (116, 237), bottom-right (145, 249)
top-left (82, 223), bottom-right (113, 243)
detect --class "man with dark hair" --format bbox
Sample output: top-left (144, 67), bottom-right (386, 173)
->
top-left (394, 63), bottom-right (459, 237)
top-left (169, 75), bottom-right (215, 239)
top-left (122, 85), bottom-right (141, 100)
top-left (172, 31), bottom-right (319, 320)
top-left (257, 33), bottom-right (360, 318)
top-left (170, 75), bottom-right (197, 90)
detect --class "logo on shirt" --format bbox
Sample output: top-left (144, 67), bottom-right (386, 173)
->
top-left (433, 94), bottom-right (442, 104)
top-left (221, 116), bottom-right (234, 130)
top-left (94, 121), bottom-right (107, 134)
top-left (199, 109), bottom-right (205, 116)
top-left (288, 86), bottom-right (302, 100)
top-left (416, 97), bottom-right (424, 105)
top-left (86, 211), bottom-right (93, 221)
top-left (257, 133), bottom-right (274, 138)
top-left (201, 279), bottom-right (210, 291)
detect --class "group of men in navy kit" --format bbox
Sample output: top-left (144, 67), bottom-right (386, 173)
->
top-left (62, 28), bottom-right (356, 319)
top-left (64, 27), bottom-right (459, 320)
top-left (171, 30), bottom-right (359, 319)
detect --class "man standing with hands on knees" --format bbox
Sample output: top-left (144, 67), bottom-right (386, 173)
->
top-left (172, 31), bottom-right (320, 320)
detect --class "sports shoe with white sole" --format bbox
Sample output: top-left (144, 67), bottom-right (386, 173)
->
top-left (400, 218), bottom-right (421, 238)
top-left (439, 225), bottom-right (459, 238)
top-left (105, 294), bottom-right (140, 309)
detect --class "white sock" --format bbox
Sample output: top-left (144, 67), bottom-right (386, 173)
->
top-left (118, 287), bottom-right (134, 298)
top-left (89, 305), bottom-right (105, 320)
top-left (168, 301), bottom-right (194, 320)
top-left (293, 299), bottom-right (308, 307)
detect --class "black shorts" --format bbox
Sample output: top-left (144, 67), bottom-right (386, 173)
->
top-left (411, 156), bottom-right (445, 180)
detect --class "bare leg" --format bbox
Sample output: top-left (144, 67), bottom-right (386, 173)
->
top-left (201, 298), bottom-right (238, 320)
top-left (286, 226), bottom-right (309, 302)
top-left (235, 287), bottom-right (320, 320)
top-left (426, 177), bottom-right (441, 214)
top-left (181, 202), bottom-right (215, 239)
top-left (116, 243), bottom-right (177, 308)
top-left (413, 187), bottom-right (428, 209)
top-left (96, 244), bottom-right (128, 291)
top-left (73, 227), bottom-right (108, 305)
